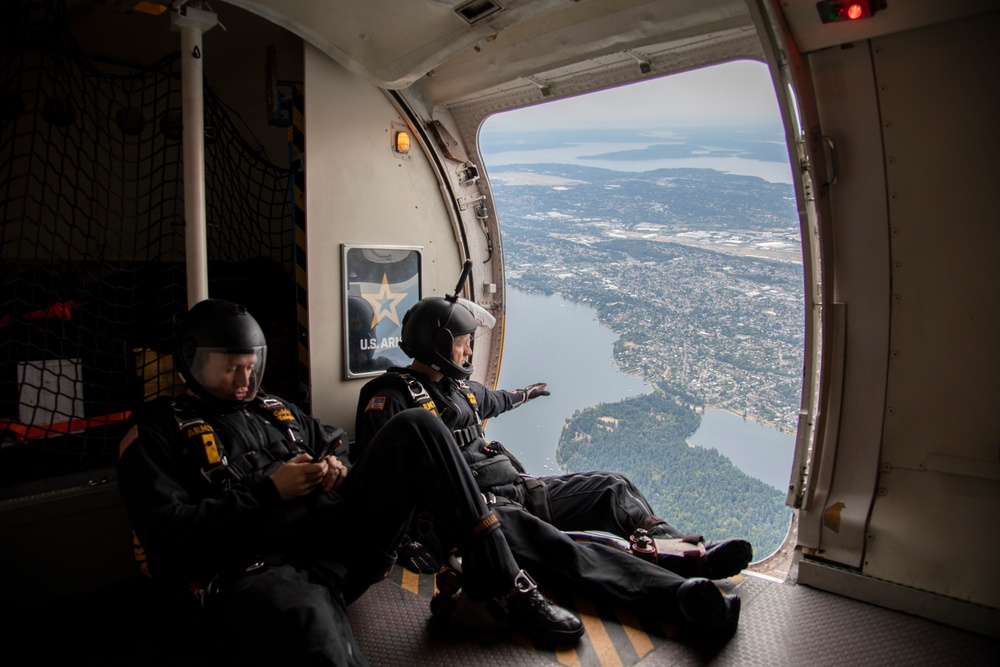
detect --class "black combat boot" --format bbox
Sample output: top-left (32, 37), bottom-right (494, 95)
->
top-left (489, 570), bottom-right (584, 644)
top-left (701, 539), bottom-right (753, 580)
top-left (675, 578), bottom-right (741, 644)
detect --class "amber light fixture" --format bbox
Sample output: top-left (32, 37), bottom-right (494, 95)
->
top-left (395, 130), bottom-right (411, 154)
top-left (133, 1), bottom-right (169, 15)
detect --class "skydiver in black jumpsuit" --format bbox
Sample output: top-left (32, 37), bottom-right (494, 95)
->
top-left (117, 299), bottom-right (584, 667)
top-left (354, 295), bottom-right (748, 643)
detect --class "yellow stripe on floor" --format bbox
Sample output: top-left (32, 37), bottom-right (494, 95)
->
top-left (401, 568), bottom-right (421, 595)
top-left (575, 598), bottom-right (624, 667)
top-left (556, 646), bottom-right (583, 667)
top-left (614, 608), bottom-right (654, 659)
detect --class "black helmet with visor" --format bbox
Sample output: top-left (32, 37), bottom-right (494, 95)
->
top-left (174, 299), bottom-right (267, 410)
top-left (400, 296), bottom-right (478, 380)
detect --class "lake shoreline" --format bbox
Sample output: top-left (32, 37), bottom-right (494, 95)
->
top-left (699, 405), bottom-right (797, 436)
top-left (491, 288), bottom-right (796, 491)
top-left (525, 286), bottom-right (799, 437)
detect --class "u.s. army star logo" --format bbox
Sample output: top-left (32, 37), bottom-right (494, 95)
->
top-left (362, 273), bottom-right (408, 326)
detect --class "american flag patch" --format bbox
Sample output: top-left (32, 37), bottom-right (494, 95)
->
top-left (365, 396), bottom-right (386, 412)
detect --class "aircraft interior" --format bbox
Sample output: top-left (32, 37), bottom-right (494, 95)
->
top-left (1, 1), bottom-right (998, 665)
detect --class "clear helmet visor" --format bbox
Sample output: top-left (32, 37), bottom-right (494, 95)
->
top-left (189, 346), bottom-right (266, 403)
top-left (448, 298), bottom-right (496, 373)
top-left (457, 297), bottom-right (496, 346)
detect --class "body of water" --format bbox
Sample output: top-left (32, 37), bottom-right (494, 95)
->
top-left (485, 288), bottom-right (649, 475)
top-left (687, 409), bottom-right (795, 492)
top-left (484, 141), bottom-right (793, 184)
top-left (487, 288), bottom-right (795, 491)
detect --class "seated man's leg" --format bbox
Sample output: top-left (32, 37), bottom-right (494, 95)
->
top-left (542, 471), bottom-right (753, 580)
top-left (493, 504), bottom-right (741, 642)
top-left (340, 409), bottom-right (583, 643)
top-left (542, 471), bottom-right (679, 537)
top-left (342, 409), bottom-right (517, 599)
top-left (218, 563), bottom-right (368, 667)
top-left (493, 504), bottom-right (681, 613)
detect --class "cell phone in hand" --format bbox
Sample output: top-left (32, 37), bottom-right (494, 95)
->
top-left (312, 441), bottom-right (334, 461)
top-left (312, 427), bottom-right (345, 461)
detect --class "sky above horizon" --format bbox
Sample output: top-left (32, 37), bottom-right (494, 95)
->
top-left (481, 59), bottom-right (783, 133)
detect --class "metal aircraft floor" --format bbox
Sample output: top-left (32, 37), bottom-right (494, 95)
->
top-left (347, 565), bottom-right (999, 666)
top-left (16, 561), bottom-right (998, 665)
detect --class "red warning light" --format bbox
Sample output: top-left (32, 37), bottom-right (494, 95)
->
top-left (816, 0), bottom-right (887, 24)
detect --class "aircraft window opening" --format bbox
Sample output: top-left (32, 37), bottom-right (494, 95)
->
top-left (476, 60), bottom-right (803, 575)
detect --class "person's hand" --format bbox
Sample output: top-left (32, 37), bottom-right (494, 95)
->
top-left (269, 453), bottom-right (327, 500)
top-left (398, 541), bottom-right (443, 574)
top-left (511, 382), bottom-right (550, 408)
top-left (319, 455), bottom-right (348, 492)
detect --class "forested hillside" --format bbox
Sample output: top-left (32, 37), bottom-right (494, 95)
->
top-left (557, 385), bottom-right (791, 558)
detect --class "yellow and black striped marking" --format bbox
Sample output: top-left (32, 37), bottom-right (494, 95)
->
top-left (291, 83), bottom-right (309, 408)
top-left (384, 564), bottom-right (684, 667)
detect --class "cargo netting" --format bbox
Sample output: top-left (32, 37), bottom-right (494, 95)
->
top-left (0, 1), bottom-right (298, 492)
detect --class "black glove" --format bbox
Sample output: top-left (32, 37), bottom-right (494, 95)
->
top-left (510, 382), bottom-right (550, 408)
top-left (397, 541), bottom-right (443, 574)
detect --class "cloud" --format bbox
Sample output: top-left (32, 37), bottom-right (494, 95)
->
top-left (482, 59), bottom-right (781, 131)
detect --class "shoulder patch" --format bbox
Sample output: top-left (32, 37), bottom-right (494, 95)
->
top-left (118, 425), bottom-right (139, 459)
top-left (365, 396), bottom-right (387, 412)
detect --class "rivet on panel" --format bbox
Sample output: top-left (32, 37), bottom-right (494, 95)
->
top-left (881, 462), bottom-right (892, 472)
top-left (890, 349), bottom-right (900, 359)
top-left (887, 407), bottom-right (896, 416)
top-left (893, 261), bottom-right (902, 270)
top-left (892, 293), bottom-right (902, 303)
top-left (877, 487), bottom-right (888, 497)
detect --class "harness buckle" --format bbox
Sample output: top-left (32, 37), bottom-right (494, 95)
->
top-left (245, 559), bottom-right (266, 573)
top-left (487, 569), bottom-right (538, 622)
top-left (452, 423), bottom-right (484, 448)
top-left (512, 569), bottom-right (538, 594)
top-left (200, 458), bottom-right (230, 486)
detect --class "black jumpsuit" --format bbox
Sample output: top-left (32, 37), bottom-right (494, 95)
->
top-left (118, 393), bottom-right (524, 667)
top-left (354, 369), bottom-right (691, 619)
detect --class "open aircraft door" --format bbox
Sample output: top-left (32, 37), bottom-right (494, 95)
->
top-left (751, 0), bottom-right (1000, 635)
